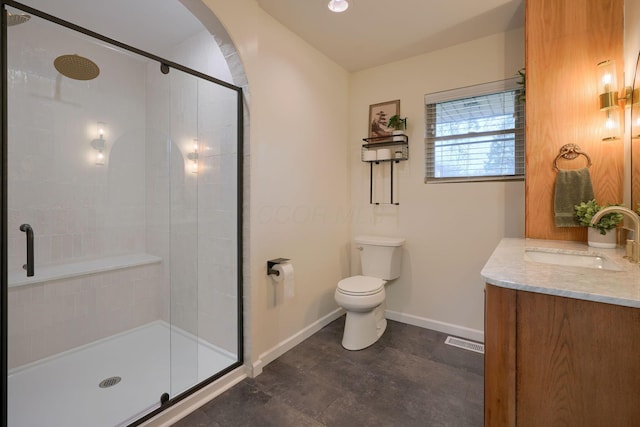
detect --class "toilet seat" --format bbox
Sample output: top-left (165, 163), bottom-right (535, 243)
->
top-left (337, 275), bottom-right (385, 296)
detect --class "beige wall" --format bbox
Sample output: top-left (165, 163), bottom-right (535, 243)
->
top-left (349, 29), bottom-right (526, 336)
top-left (202, 0), bottom-right (351, 368)
top-left (202, 0), bottom-right (524, 363)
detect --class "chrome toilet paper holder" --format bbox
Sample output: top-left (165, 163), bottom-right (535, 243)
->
top-left (267, 258), bottom-right (290, 276)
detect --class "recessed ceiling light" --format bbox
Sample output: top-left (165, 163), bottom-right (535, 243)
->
top-left (328, 0), bottom-right (349, 13)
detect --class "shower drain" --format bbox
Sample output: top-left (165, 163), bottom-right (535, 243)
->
top-left (99, 376), bottom-right (122, 388)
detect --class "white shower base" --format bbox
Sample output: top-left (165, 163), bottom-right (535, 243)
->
top-left (8, 321), bottom-right (236, 427)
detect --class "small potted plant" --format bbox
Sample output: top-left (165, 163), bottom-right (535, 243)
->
top-left (574, 199), bottom-right (623, 248)
top-left (387, 114), bottom-right (407, 141)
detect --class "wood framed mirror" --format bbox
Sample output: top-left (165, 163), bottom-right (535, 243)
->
top-left (630, 51), bottom-right (640, 211)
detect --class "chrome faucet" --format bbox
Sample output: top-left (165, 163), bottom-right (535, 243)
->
top-left (590, 206), bottom-right (640, 262)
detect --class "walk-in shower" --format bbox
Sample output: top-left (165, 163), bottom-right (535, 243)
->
top-left (1, 1), bottom-right (243, 426)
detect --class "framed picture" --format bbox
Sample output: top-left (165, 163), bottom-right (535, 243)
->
top-left (368, 99), bottom-right (400, 138)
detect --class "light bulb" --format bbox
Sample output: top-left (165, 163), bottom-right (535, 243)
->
top-left (602, 110), bottom-right (619, 140)
top-left (597, 60), bottom-right (618, 104)
top-left (189, 139), bottom-right (199, 173)
top-left (91, 122), bottom-right (107, 165)
top-left (328, 0), bottom-right (348, 13)
top-left (605, 117), bottom-right (616, 129)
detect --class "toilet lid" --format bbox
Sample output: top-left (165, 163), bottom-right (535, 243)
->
top-left (337, 275), bottom-right (385, 296)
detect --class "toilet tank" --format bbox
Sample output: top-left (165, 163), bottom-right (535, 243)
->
top-left (355, 235), bottom-right (405, 280)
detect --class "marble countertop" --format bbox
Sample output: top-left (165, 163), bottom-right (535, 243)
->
top-left (481, 238), bottom-right (640, 308)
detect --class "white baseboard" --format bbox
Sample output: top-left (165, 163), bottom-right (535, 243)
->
top-left (251, 307), bottom-right (345, 377)
top-left (385, 310), bottom-right (484, 343)
top-left (140, 365), bottom-right (248, 427)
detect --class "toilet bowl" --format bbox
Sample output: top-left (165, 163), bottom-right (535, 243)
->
top-left (335, 275), bottom-right (387, 350)
top-left (335, 236), bottom-right (405, 350)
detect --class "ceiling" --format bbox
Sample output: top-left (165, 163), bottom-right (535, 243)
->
top-left (11, 0), bottom-right (525, 73)
top-left (256, 0), bottom-right (525, 72)
top-left (9, 0), bottom-right (204, 58)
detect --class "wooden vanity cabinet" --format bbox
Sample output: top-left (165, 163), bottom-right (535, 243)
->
top-left (485, 284), bottom-right (640, 427)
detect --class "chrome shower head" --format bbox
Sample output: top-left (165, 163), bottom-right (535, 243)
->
top-left (54, 54), bottom-right (100, 81)
top-left (7, 12), bottom-right (30, 26)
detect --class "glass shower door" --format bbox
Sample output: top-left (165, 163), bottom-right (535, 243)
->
top-left (167, 66), bottom-right (240, 397)
top-left (3, 4), bottom-right (242, 426)
top-left (4, 9), bottom-right (173, 426)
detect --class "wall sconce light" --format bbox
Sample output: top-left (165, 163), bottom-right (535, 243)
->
top-left (90, 121), bottom-right (106, 165)
top-left (597, 60), bottom-right (621, 141)
top-left (187, 139), bottom-right (198, 174)
top-left (597, 60), bottom-right (618, 108)
top-left (328, 0), bottom-right (349, 12)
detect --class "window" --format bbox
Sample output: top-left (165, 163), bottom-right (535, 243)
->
top-left (425, 78), bottom-right (525, 183)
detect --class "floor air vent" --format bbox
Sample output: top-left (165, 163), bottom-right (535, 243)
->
top-left (444, 336), bottom-right (485, 354)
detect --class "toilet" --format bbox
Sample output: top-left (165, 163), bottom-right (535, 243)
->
top-left (335, 235), bottom-right (405, 350)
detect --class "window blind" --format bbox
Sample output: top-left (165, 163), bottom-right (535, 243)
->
top-left (424, 77), bottom-right (525, 183)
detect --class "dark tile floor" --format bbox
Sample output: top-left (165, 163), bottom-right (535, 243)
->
top-left (173, 316), bottom-right (484, 427)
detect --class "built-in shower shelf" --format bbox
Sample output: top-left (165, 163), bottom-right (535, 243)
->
top-left (8, 253), bottom-right (162, 288)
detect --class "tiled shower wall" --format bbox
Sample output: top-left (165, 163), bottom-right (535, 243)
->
top-left (6, 25), bottom-right (147, 273)
top-left (7, 19), bottom-right (239, 368)
top-left (7, 264), bottom-right (163, 369)
top-left (6, 20), bottom-right (162, 369)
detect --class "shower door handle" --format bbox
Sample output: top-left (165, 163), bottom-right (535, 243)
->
top-left (19, 223), bottom-right (34, 277)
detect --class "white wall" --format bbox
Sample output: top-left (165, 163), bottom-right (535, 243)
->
top-left (201, 0), bottom-right (351, 368)
top-left (201, 1), bottom-right (523, 360)
top-left (349, 29), bottom-right (526, 337)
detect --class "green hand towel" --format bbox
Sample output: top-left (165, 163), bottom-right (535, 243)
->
top-left (554, 168), bottom-right (595, 227)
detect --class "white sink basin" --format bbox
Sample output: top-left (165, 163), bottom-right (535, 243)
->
top-left (524, 248), bottom-right (624, 271)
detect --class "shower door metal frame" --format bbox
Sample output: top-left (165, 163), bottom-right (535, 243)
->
top-left (0, 2), bottom-right (245, 426)
top-left (0, 7), bottom-right (7, 427)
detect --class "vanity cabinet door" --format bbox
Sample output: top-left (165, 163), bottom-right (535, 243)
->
top-left (485, 285), bottom-right (640, 427)
top-left (516, 291), bottom-right (640, 427)
top-left (484, 285), bottom-right (516, 427)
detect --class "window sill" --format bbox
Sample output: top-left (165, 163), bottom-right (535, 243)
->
top-left (425, 175), bottom-right (525, 184)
